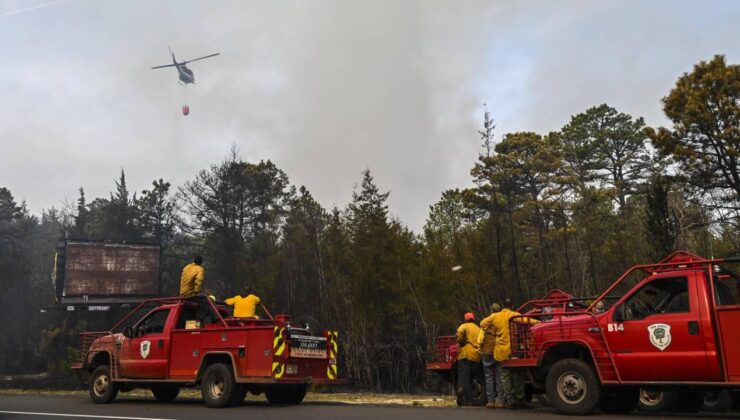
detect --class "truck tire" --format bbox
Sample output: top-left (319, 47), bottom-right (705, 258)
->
top-left (292, 316), bottom-right (323, 337)
top-left (599, 388), bottom-right (638, 414)
top-left (546, 358), bottom-right (600, 415)
top-left (265, 384), bottom-right (308, 404)
top-left (89, 365), bottom-right (119, 404)
top-left (201, 363), bottom-right (238, 408)
top-left (638, 389), bottom-right (679, 412)
top-left (703, 389), bottom-right (732, 412)
top-left (151, 384), bottom-right (180, 402)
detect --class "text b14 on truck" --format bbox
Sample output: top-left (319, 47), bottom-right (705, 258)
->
top-left (505, 251), bottom-right (740, 415)
top-left (71, 296), bottom-right (345, 407)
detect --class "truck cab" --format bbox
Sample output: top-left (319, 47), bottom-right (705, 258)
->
top-left (73, 296), bottom-right (344, 408)
top-left (506, 251), bottom-right (740, 415)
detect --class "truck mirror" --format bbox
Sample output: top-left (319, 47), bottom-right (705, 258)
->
top-left (122, 326), bottom-right (133, 338)
top-left (613, 305), bottom-right (624, 322)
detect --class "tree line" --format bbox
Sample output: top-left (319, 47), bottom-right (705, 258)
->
top-left (0, 55), bottom-right (737, 391)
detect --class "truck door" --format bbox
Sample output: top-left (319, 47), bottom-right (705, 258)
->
top-left (119, 308), bottom-right (173, 379)
top-left (604, 274), bottom-right (710, 382)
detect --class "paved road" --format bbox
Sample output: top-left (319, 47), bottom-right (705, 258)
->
top-left (0, 394), bottom-right (724, 420)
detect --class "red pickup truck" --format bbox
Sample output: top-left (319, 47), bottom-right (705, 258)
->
top-left (71, 296), bottom-right (345, 407)
top-left (426, 290), bottom-right (573, 406)
top-left (506, 251), bottom-right (740, 415)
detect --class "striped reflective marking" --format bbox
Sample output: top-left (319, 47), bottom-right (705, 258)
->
top-left (272, 361), bottom-right (285, 378)
top-left (326, 331), bottom-right (338, 379)
top-left (273, 326), bottom-right (286, 356)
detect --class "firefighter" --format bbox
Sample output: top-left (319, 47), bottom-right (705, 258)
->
top-left (478, 303), bottom-right (502, 408)
top-left (225, 286), bottom-right (261, 318)
top-left (490, 301), bottom-right (538, 409)
top-left (179, 255), bottom-right (205, 297)
top-left (456, 312), bottom-right (482, 405)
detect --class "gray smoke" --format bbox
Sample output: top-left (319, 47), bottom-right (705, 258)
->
top-left (1, 0), bottom-right (739, 231)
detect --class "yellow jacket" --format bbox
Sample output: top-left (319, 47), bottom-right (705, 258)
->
top-left (456, 322), bottom-right (482, 362)
top-left (179, 263), bottom-right (205, 297)
top-left (491, 308), bottom-right (538, 361)
top-left (477, 312), bottom-right (497, 355)
top-left (225, 294), bottom-right (261, 318)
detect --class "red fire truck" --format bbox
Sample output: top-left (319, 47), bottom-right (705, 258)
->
top-left (71, 296), bottom-right (345, 407)
top-left (426, 290), bottom-right (573, 406)
top-left (504, 251), bottom-right (740, 415)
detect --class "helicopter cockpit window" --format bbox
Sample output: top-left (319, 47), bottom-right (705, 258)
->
top-left (622, 277), bottom-right (689, 321)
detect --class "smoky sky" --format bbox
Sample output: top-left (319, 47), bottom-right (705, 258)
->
top-left (1, 0), bottom-right (739, 231)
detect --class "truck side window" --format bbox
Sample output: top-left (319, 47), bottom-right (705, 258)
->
top-left (136, 309), bottom-right (171, 336)
top-left (714, 278), bottom-right (740, 306)
top-left (623, 277), bottom-right (689, 321)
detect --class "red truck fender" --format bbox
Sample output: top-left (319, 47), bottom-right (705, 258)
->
top-left (196, 352), bottom-right (240, 382)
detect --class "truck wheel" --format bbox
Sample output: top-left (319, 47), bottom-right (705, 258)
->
top-left (151, 384), bottom-right (180, 402)
top-left (546, 358), bottom-right (600, 415)
top-left (265, 384), bottom-right (308, 404)
top-left (599, 388), bottom-right (638, 414)
top-left (703, 389), bottom-right (732, 412)
top-left (201, 363), bottom-right (238, 408)
top-left (638, 389), bottom-right (679, 412)
top-left (89, 365), bottom-right (119, 404)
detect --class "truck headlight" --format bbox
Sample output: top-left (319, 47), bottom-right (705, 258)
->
top-left (286, 364), bottom-right (298, 375)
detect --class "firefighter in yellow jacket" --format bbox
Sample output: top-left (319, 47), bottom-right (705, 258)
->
top-left (489, 302), bottom-right (538, 409)
top-left (179, 255), bottom-right (205, 297)
top-left (225, 286), bottom-right (261, 318)
top-left (478, 303), bottom-right (502, 408)
top-left (456, 312), bottom-right (482, 405)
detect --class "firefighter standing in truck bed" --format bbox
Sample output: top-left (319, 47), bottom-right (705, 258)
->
top-left (456, 312), bottom-right (482, 405)
top-left (179, 255), bottom-right (205, 297)
top-left (225, 286), bottom-right (261, 318)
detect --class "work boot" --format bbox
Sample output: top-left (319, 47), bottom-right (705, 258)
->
top-left (485, 402), bottom-right (496, 409)
top-left (494, 402), bottom-right (510, 409)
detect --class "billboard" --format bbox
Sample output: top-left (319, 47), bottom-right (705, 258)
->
top-left (54, 240), bottom-right (160, 304)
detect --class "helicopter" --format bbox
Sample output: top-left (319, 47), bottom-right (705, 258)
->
top-left (151, 47), bottom-right (219, 84)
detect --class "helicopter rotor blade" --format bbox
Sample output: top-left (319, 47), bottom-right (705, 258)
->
top-left (151, 64), bottom-right (178, 69)
top-left (182, 53), bottom-right (220, 64)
